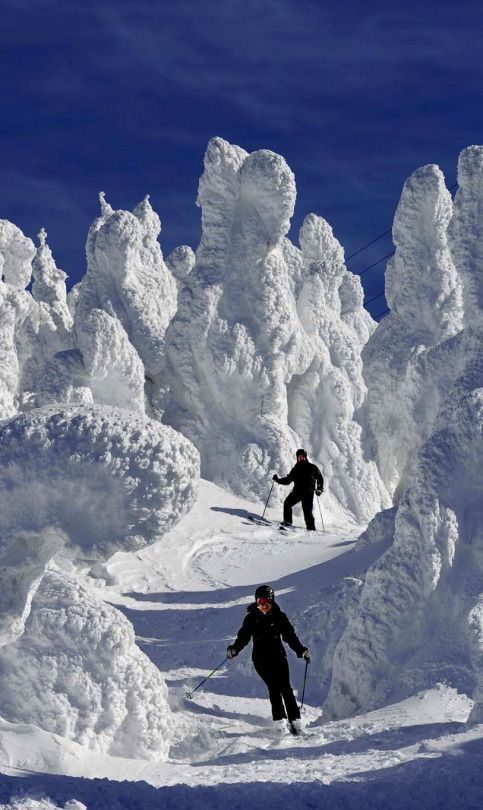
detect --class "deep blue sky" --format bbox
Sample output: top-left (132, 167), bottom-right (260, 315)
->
top-left (3, 0), bottom-right (483, 318)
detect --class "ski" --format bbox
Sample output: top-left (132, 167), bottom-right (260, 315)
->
top-left (247, 515), bottom-right (300, 531)
top-left (247, 514), bottom-right (274, 526)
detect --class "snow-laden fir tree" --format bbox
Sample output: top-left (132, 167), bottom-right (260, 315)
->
top-left (325, 147), bottom-right (483, 722)
top-left (362, 164), bottom-right (464, 498)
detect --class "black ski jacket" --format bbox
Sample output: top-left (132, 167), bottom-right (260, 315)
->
top-left (231, 602), bottom-right (307, 661)
top-left (277, 460), bottom-right (324, 495)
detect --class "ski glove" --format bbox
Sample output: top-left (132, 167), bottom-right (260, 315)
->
top-left (302, 649), bottom-right (311, 662)
top-left (315, 488), bottom-right (323, 497)
top-left (226, 645), bottom-right (238, 659)
top-left (272, 474), bottom-right (279, 482)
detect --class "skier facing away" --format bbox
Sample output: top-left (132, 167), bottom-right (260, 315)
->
top-left (273, 448), bottom-right (324, 530)
top-left (227, 584), bottom-right (311, 735)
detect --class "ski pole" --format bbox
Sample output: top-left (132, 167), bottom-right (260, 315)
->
top-left (261, 481), bottom-right (275, 522)
top-left (316, 495), bottom-right (325, 532)
top-left (300, 659), bottom-right (309, 711)
top-left (185, 658), bottom-right (228, 699)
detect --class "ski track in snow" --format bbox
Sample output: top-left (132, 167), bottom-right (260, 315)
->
top-left (0, 480), bottom-right (481, 808)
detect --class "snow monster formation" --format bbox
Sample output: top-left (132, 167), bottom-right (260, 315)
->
top-left (0, 404), bottom-right (200, 758)
top-left (70, 193), bottom-right (177, 413)
top-left (362, 165), bottom-right (464, 498)
top-left (325, 146), bottom-right (483, 722)
top-left (0, 221), bottom-right (37, 420)
top-left (164, 137), bottom-right (312, 500)
top-left (0, 223), bottom-right (74, 418)
top-left (288, 214), bottom-right (390, 521)
top-left (18, 229), bottom-right (75, 408)
top-left (0, 571), bottom-right (172, 759)
top-left (164, 137), bottom-right (387, 518)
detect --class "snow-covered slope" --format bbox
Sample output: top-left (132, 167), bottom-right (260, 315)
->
top-left (0, 482), bottom-right (480, 809)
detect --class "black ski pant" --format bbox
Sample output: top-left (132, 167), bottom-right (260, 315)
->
top-left (284, 489), bottom-right (315, 530)
top-left (253, 654), bottom-right (300, 722)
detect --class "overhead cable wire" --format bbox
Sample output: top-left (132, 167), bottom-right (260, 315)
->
top-left (346, 228), bottom-right (392, 261)
top-left (364, 290), bottom-right (386, 306)
top-left (346, 180), bottom-right (458, 322)
top-left (358, 250), bottom-right (395, 277)
top-left (346, 181), bottom-right (458, 265)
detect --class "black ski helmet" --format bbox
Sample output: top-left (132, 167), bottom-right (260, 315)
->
top-left (296, 448), bottom-right (307, 459)
top-left (255, 584), bottom-right (275, 601)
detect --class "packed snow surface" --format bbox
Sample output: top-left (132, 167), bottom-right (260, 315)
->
top-left (0, 482), bottom-right (480, 809)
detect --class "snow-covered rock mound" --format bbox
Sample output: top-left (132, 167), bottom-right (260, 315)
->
top-left (0, 570), bottom-right (172, 759)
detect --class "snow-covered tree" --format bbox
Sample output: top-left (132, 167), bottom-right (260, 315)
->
top-left (164, 137), bottom-right (311, 501)
top-left (0, 404), bottom-right (199, 757)
top-left (288, 214), bottom-right (389, 522)
top-left (0, 221), bottom-right (36, 420)
top-left (17, 229), bottom-right (75, 409)
top-left (362, 164), bottom-right (464, 497)
top-left (325, 149), bottom-right (483, 721)
top-left (73, 193), bottom-right (177, 412)
top-left (164, 138), bottom-right (382, 519)
top-left (0, 570), bottom-right (173, 759)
